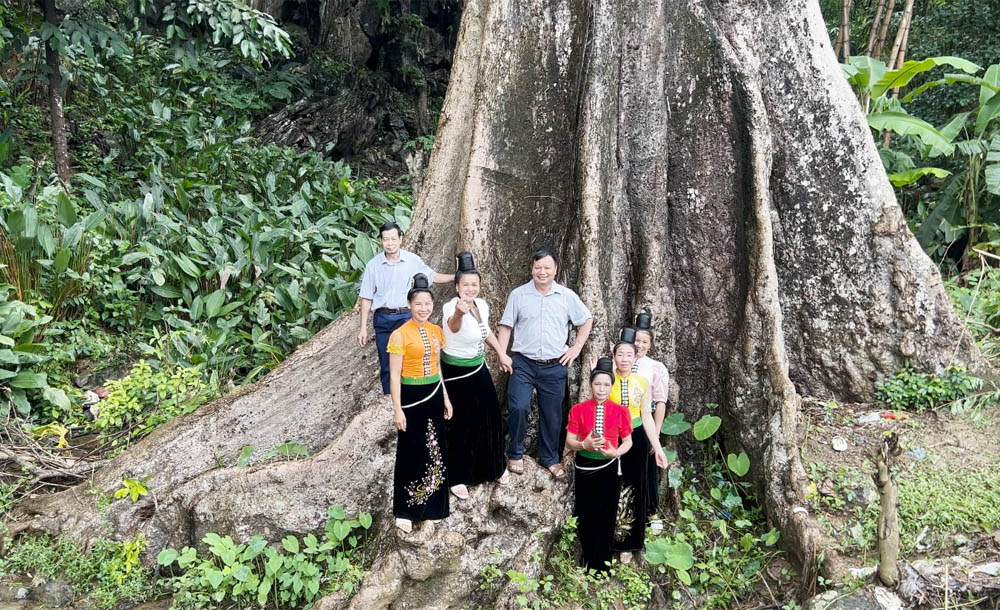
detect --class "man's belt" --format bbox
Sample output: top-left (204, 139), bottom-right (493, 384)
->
top-left (375, 307), bottom-right (410, 315)
top-left (517, 354), bottom-right (562, 366)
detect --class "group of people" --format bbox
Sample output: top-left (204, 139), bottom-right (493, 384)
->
top-left (357, 221), bottom-right (672, 569)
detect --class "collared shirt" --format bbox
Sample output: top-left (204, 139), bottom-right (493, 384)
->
top-left (566, 398), bottom-right (633, 453)
top-left (386, 319), bottom-right (445, 379)
top-left (358, 249), bottom-right (436, 310)
top-left (609, 372), bottom-right (649, 423)
top-left (633, 356), bottom-right (670, 408)
top-left (442, 297), bottom-right (490, 360)
top-left (499, 281), bottom-right (592, 360)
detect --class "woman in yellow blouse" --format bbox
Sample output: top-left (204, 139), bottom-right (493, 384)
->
top-left (387, 274), bottom-right (453, 534)
top-left (608, 329), bottom-right (668, 561)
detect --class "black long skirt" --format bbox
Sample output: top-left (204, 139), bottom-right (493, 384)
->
top-left (442, 359), bottom-right (506, 486)
top-left (393, 382), bottom-right (450, 522)
top-left (614, 426), bottom-right (650, 552)
top-left (646, 451), bottom-right (660, 515)
top-left (574, 454), bottom-right (621, 571)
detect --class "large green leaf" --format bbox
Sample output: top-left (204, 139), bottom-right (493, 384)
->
top-left (10, 371), bottom-right (47, 389)
top-left (53, 248), bottom-right (72, 273)
top-left (56, 192), bottom-right (78, 227)
top-left (916, 174), bottom-right (965, 249)
top-left (976, 90), bottom-right (1000, 135)
top-left (888, 167), bottom-right (951, 187)
top-left (644, 539), bottom-right (694, 570)
top-left (871, 56), bottom-right (981, 99)
top-left (845, 56), bottom-right (888, 94)
top-left (981, 64), bottom-right (1000, 107)
top-left (661, 412), bottom-right (691, 435)
top-left (692, 415), bottom-right (722, 441)
top-left (867, 112), bottom-right (954, 155)
top-left (985, 135), bottom-right (1000, 196)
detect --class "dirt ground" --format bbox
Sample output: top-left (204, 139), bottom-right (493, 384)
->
top-left (799, 397), bottom-right (1000, 571)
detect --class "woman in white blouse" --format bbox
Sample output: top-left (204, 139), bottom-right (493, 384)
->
top-left (441, 252), bottom-right (513, 499)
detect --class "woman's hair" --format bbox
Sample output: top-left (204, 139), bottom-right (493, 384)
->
top-left (407, 273), bottom-right (433, 302)
top-left (591, 356), bottom-right (614, 382)
top-left (635, 327), bottom-right (654, 347)
top-left (613, 340), bottom-right (636, 356)
top-left (455, 268), bottom-right (481, 285)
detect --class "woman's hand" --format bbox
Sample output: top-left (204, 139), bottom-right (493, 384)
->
top-left (599, 444), bottom-right (618, 458)
top-left (654, 445), bottom-right (669, 468)
top-left (444, 396), bottom-right (453, 420)
top-left (456, 298), bottom-right (472, 315)
top-left (498, 353), bottom-right (513, 374)
top-left (589, 354), bottom-right (598, 371)
top-left (393, 409), bottom-right (406, 432)
top-left (582, 433), bottom-right (605, 452)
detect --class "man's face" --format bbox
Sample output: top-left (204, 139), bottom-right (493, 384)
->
top-left (531, 255), bottom-right (557, 286)
top-left (380, 228), bottom-right (401, 255)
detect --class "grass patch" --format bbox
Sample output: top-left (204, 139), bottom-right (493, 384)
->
top-left (0, 532), bottom-right (154, 610)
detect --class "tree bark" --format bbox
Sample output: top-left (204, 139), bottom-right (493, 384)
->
top-left (7, 0), bottom-right (986, 606)
top-left (42, 0), bottom-right (71, 184)
top-left (875, 433), bottom-right (901, 587)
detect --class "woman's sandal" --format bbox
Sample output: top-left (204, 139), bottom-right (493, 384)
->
top-left (507, 459), bottom-right (525, 475)
top-left (497, 469), bottom-right (511, 485)
top-left (450, 484), bottom-right (470, 500)
top-left (547, 463), bottom-right (566, 479)
top-left (395, 518), bottom-right (413, 534)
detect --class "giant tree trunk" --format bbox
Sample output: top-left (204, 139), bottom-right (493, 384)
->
top-left (8, 0), bottom-right (984, 607)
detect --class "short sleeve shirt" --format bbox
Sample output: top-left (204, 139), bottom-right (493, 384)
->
top-left (386, 320), bottom-right (445, 379)
top-left (633, 356), bottom-right (669, 407)
top-left (442, 297), bottom-right (490, 359)
top-left (567, 399), bottom-right (633, 450)
top-left (358, 249), bottom-right (436, 310)
top-left (498, 281), bottom-right (592, 360)
top-left (609, 373), bottom-right (648, 421)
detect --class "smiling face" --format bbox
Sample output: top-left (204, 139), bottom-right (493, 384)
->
top-left (380, 227), bottom-right (401, 257)
top-left (456, 272), bottom-right (481, 300)
top-left (591, 373), bottom-right (613, 402)
top-left (634, 330), bottom-right (652, 359)
top-left (613, 343), bottom-right (636, 373)
top-left (408, 291), bottom-right (434, 323)
top-left (531, 255), bottom-right (557, 289)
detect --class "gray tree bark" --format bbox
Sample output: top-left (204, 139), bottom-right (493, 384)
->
top-left (7, 0), bottom-right (985, 607)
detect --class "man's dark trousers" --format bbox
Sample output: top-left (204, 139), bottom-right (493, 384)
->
top-left (374, 310), bottom-right (411, 394)
top-left (506, 353), bottom-right (568, 468)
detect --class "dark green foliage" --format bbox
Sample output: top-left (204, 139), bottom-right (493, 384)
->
top-left (0, 17), bottom-right (411, 424)
top-left (155, 505), bottom-right (373, 608)
top-left (874, 365), bottom-right (980, 411)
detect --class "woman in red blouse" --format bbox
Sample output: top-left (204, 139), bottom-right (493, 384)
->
top-left (565, 357), bottom-right (634, 571)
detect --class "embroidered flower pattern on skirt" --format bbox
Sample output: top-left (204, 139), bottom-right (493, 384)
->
top-left (615, 484), bottom-right (636, 542)
top-left (406, 420), bottom-right (445, 506)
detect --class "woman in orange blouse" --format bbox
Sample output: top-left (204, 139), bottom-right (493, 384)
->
top-left (387, 274), bottom-right (453, 533)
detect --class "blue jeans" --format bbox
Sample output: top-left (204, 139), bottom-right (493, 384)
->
top-left (374, 311), bottom-right (411, 394)
top-left (507, 353), bottom-right (568, 467)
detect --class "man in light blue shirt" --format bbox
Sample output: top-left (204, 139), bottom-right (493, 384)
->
top-left (358, 222), bottom-right (453, 395)
top-left (497, 248), bottom-right (593, 478)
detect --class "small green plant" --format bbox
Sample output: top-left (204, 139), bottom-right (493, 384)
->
top-left (113, 475), bottom-right (152, 503)
top-left (157, 505), bottom-right (372, 609)
top-left (875, 365), bottom-right (980, 411)
top-left (91, 360), bottom-right (218, 443)
top-left (0, 533), bottom-right (153, 610)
